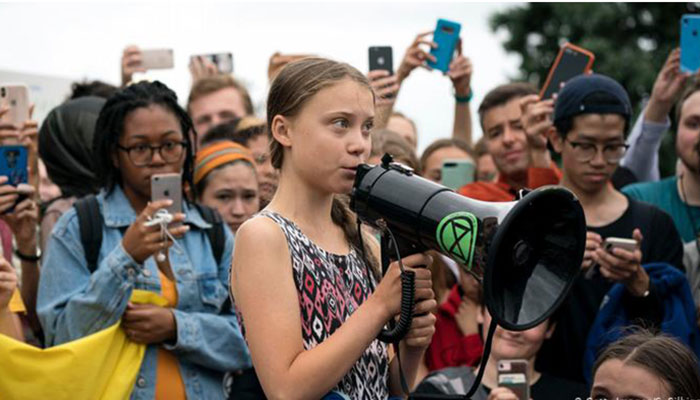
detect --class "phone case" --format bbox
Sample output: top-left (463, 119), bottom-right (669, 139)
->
top-left (441, 159), bottom-right (475, 190)
top-left (427, 19), bottom-right (461, 73)
top-left (141, 49), bottom-right (174, 70)
top-left (0, 84), bottom-right (30, 126)
top-left (604, 237), bottom-right (637, 252)
top-left (369, 46), bottom-right (393, 74)
top-left (681, 15), bottom-right (700, 73)
top-left (539, 43), bottom-right (595, 99)
top-left (192, 53), bottom-right (233, 74)
top-left (498, 359), bottom-right (529, 400)
top-left (151, 173), bottom-right (183, 220)
top-left (0, 145), bottom-right (28, 186)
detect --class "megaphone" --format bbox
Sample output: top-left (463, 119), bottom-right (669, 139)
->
top-left (350, 155), bottom-right (586, 337)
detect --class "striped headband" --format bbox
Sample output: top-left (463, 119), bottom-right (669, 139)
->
top-left (194, 141), bottom-right (255, 185)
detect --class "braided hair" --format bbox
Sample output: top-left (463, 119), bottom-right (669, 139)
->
top-left (93, 81), bottom-right (197, 200)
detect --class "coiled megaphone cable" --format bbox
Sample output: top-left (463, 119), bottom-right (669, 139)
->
top-left (356, 219), bottom-right (414, 395)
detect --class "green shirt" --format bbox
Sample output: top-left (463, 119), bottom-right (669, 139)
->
top-left (623, 176), bottom-right (700, 244)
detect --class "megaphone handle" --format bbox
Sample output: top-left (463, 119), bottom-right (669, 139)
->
top-left (377, 269), bottom-right (415, 343)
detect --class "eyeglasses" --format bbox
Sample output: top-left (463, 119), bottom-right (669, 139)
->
top-left (565, 140), bottom-right (629, 164)
top-left (117, 141), bottom-right (186, 167)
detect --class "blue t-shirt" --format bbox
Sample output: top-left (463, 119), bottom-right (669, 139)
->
top-left (623, 176), bottom-right (700, 244)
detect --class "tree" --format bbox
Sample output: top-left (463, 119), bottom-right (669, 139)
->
top-left (490, 3), bottom-right (692, 177)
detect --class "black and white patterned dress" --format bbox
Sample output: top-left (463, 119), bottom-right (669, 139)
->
top-left (261, 211), bottom-right (389, 399)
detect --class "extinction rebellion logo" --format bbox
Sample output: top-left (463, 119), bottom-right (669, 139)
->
top-left (436, 211), bottom-right (478, 269)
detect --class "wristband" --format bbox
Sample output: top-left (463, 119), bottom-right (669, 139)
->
top-left (455, 89), bottom-right (473, 104)
top-left (15, 247), bottom-right (41, 262)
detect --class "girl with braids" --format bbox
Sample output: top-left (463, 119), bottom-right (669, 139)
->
top-left (37, 81), bottom-right (251, 399)
top-left (231, 57), bottom-right (436, 399)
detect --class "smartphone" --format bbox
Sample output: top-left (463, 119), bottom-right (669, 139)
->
top-left (369, 46), bottom-right (393, 74)
top-left (441, 159), bottom-right (475, 190)
top-left (539, 43), bottom-right (595, 100)
top-left (604, 237), bottom-right (637, 253)
top-left (191, 52), bottom-right (234, 74)
top-left (0, 145), bottom-right (27, 186)
top-left (0, 84), bottom-right (30, 127)
top-left (427, 19), bottom-right (461, 73)
top-left (151, 173), bottom-right (182, 225)
top-left (498, 359), bottom-right (529, 400)
top-left (681, 14), bottom-right (700, 73)
top-left (141, 48), bottom-right (175, 70)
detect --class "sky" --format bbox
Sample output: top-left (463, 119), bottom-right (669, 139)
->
top-left (0, 2), bottom-right (522, 152)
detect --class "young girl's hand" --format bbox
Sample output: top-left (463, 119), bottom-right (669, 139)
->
top-left (372, 252), bottom-right (434, 321)
top-left (403, 298), bottom-right (437, 348)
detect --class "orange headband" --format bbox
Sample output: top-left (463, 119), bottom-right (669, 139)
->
top-left (194, 141), bottom-right (255, 185)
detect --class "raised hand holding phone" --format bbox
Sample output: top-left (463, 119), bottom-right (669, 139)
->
top-left (268, 52), bottom-right (312, 82)
top-left (447, 38), bottom-right (473, 98)
top-left (646, 48), bottom-right (690, 123)
top-left (397, 30), bottom-right (437, 83)
top-left (121, 45), bottom-right (145, 87)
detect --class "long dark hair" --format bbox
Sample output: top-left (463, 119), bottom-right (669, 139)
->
top-left (93, 81), bottom-right (196, 200)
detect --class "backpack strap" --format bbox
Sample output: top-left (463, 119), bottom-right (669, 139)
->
top-left (74, 195), bottom-right (103, 274)
top-left (194, 204), bottom-right (225, 266)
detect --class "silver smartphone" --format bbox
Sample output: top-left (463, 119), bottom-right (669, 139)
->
top-left (151, 173), bottom-right (182, 225)
top-left (0, 84), bottom-right (30, 127)
top-left (141, 48), bottom-right (175, 70)
top-left (604, 237), bottom-right (637, 253)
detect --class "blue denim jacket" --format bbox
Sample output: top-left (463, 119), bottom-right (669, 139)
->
top-left (37, 185), bottom-right (252, 400)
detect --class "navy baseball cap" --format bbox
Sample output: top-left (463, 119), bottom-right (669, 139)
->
top-left (553, 74), bottom-right (632, 125)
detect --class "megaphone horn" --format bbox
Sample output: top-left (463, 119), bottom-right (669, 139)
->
top-left (350, 154), bottom-right (586, 336)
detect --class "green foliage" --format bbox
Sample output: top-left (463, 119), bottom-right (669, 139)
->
top-left (491, 3), bottom-right (692, 177)
top-left (490, 3), bottom-right (689, 108)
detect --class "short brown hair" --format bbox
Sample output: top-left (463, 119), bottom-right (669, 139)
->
top-left (187, 75), bottom-right (254, 116)
top-left (675, 79), bottom-right (700, 128)
top-left (592, 330), bottom-right (700, 397)
top-left (474, 136), bottom-right (489, 158)
top-left (267, 57), bottom-right (372, 169)
top-left (419, 138), bottom-right (475, 175)
top-left (370, 129), bottom-right (420, 171)
top-left (478, 82), bottom-right (537, 131)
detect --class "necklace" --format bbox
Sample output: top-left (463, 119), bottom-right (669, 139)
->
top-left (679, 172), bottom-right (700, 254)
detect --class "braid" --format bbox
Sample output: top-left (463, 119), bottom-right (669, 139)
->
top-left (93, 81), bottom-right (196, 200)
top-left (331, 195), bottom-right (379, 279)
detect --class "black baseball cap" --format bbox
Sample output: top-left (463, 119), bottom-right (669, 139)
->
top-left (553, 73), bottom-right (632, 125)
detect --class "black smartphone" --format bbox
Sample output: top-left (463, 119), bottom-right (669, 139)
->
top-left (540, 43), bottom-right (595, 100)
top-left (369, 46), bottom-right (393, 74)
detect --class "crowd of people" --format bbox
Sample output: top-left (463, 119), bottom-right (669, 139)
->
top-left (0, 24), bottom-right (700, 400)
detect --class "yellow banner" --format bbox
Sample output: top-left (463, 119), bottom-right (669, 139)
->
top-left (0, 290), bottom-right (168, 400)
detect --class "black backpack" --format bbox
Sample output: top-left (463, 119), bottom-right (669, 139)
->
top-left (73, 194), bottom-right (225, 273)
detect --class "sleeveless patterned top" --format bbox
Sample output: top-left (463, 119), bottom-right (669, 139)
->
top-left (261, 211), bottom-right (389, 399)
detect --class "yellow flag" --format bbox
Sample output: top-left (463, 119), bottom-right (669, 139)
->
top-left (0, 290), bottom-right (168, 400)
